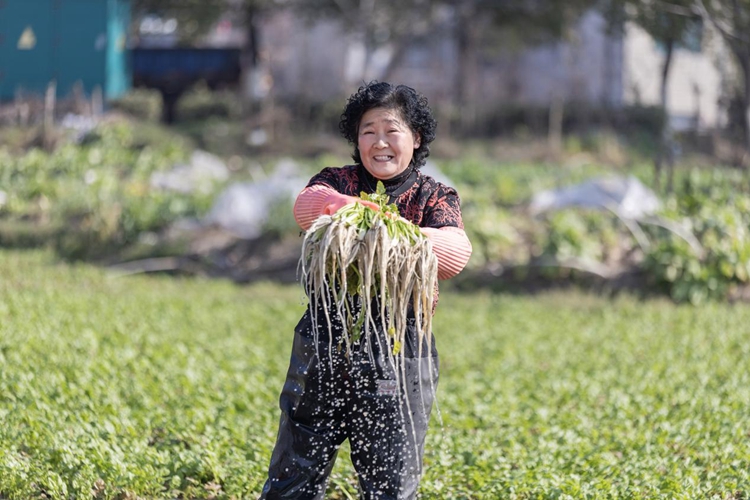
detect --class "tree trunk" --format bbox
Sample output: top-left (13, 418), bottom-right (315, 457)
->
top-left (548, 92), bottom-right (564, 160)
top-left (655, 37), bottom-right (674, 191)
top-left (726, 0), bottom-right (750, 165)
top-left (161, 90), bottom-right (181, 124)
top-left (381, 33), bottom-right (413, 82)
top-left (742, 56), bottom-right (750, 162)
top-left (548, 7), bottom-right (575, 162)
top-left (241, 4), bottom-right (260, 114)
top-left (455, 1), bottom-right (480, 135)
top-left (246, 6), bottom-right (259, 68)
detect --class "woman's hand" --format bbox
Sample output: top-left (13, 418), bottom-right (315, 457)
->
top-left (323, 192), bottom-right (379, 215)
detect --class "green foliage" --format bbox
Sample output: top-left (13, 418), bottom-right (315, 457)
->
top-left (427, 290), bottom-right (750, 499)
top-left (0, 250), bottom-right (295, 499)
top-left (261, 194), bottom-right (298, 238)
top-left (0, 120), bottom-right (218, 260)
top-left (109, 88), bottom-right (164, 122)
top-left (642, 169), bottom-right (750, 304)
top-left (453, 160), bottom-right (630, 275)
top-left (462, 203), bottom-right (529, 266)
top-left (444, 158), bottom-right (610, 207)
top-left (176, 83), bottom-right (241, 122)
top-left (5, 119), bottom-right (750, 305)
top-left (355, 181), bottom-right (424, 242)
top-left (454, 160), bottom-right (750, 303)
top-left (1, 250), bottom-right (749, 498)
top-left (541, 210), bottom-right (621, 262)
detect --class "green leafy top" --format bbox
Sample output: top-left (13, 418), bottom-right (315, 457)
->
top-left (359, 181), bottom-right (400, 217)
top-left (325, 180), bottom-right (423, 244)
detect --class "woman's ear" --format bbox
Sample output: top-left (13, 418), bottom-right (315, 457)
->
top-left (414, 133), bottom-right (421, 149)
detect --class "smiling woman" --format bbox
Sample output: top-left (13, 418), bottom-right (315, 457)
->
top-left (258, 81), bottom-right (473, 500)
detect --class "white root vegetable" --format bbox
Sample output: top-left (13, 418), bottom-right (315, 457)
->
top-left (298, 185), bottom-right (438, 378)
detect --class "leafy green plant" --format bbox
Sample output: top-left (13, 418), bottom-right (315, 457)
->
top-left (462, 204), bottom-right (528, 267)
top-left (540, 209), bottom-right (623, 259)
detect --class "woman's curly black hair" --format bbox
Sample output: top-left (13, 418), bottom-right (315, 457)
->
top-left (339, 81), bottom-right (437, 169)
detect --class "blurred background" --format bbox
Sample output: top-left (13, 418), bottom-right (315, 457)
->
top-left (2, 0), bottom-right (750, 304)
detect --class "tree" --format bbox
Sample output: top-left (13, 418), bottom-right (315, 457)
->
top-left (696, 0), bottom-right (750, 157)
top-left (132, 0), bottom-right (280, 108)
top-left (287, 0), bottom-right (445, 84)
top-left (607, 0), bottom-right (701, 190)
top-left (131, 0), bottom-right (226, 44)
top-left (287, 0), bottom-right (598, 137)
top-left (444, 0), bottom-right (598, 139)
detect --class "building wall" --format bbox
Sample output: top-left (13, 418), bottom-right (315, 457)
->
top-left (622, 21), bottom-right (725, 130)
top-left (262, 9), bottom-right (623, 109)
top-left (385, 42), bottom-right (457, 105)
top-left (0, 0), bottom-right (57, 98)
top-left (263, 11), bottom-right (349, 102)
top-left (258, 8), bottom-right (726, 131)
top-left (510, 10), bottom-right (623, 107)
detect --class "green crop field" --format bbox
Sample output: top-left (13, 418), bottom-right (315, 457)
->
top-left (1, 249), bottom-right (749, 499)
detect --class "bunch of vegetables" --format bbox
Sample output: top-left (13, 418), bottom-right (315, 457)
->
top-left (299, 182), bottom-right (438, 364)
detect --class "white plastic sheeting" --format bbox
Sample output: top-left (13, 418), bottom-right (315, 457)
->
top-left (150, 150), bottom-right (230, 194)
top-left (204, 158), bottom-right (308, 239)
top-left (529, 174), bottom-right (703, 257)
top-left (529, 175), bottom-right (661, 219)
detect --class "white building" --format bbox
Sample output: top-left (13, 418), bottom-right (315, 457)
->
top-left (222, 7), bottom-right (730, 132)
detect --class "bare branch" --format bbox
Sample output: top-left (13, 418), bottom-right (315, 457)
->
top-left (694, 0), bottom-right (748, 45)
top-left (330, 0), bottom-right (361, 27)
top-left (655, 0), bottom-right (699, 17)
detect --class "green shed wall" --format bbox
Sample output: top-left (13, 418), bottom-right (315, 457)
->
top-left (0, 0), bottom-right (55, 97)
top-left (0, 0), bottom-right (130, 100)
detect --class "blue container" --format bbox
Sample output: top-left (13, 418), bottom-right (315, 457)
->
top-left (132, 48), bottom-right (242, 91)
top-left (0, 0), bottom-right (130, 100)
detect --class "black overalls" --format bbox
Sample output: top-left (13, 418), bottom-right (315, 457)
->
top-left (259, 305), bottom-right (438, 500)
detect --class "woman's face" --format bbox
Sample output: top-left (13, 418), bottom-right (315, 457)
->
top-left (357, 107), bottom-right (420, 180)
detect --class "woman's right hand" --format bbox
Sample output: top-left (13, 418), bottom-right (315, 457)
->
top-left (323, 192), bottom-right (379, 215)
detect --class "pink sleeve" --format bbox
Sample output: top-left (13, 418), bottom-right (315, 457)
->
top-left (421, 226), bottom-right (473, 280)
top-left (293, 184), bottom-right (339, 230)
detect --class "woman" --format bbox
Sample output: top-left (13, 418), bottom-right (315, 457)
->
top-left (260, 81), bottom-right (472, 500)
